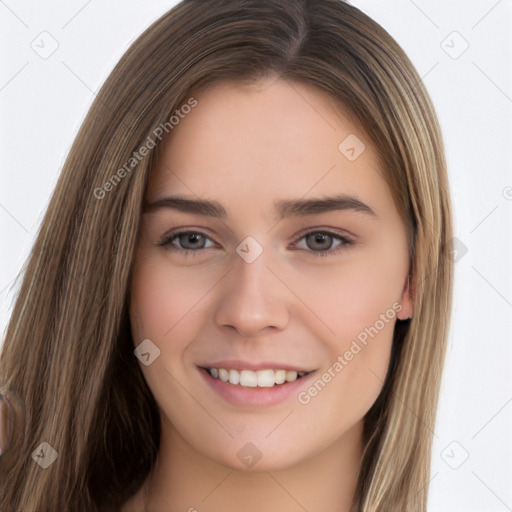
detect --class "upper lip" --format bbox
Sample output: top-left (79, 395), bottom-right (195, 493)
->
top-left (198, 360), bottom-right (314, 372)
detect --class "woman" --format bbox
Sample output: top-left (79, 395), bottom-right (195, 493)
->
top-left (0, 0), bottom-right (453, 510)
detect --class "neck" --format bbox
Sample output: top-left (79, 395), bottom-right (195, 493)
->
top-left (143, 417), bottom-right (363, 512)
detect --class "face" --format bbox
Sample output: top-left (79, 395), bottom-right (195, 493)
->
top-left (129, 77), bottom-right (413, 472)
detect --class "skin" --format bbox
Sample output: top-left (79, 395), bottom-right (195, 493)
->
top-left (124, 76), bottom-right (413, 512)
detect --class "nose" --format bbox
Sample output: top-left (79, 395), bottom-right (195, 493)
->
top-left (213, 250), bottom-right (290, 337)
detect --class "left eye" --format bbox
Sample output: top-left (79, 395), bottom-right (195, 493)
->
top-left (295, 232), bottom-right (346, 252)
top-left (157, 229), bottom-right (353, 256)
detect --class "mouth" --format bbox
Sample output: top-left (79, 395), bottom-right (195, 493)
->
top-left (201, 367), bottom-right (312, 388)
top-left (197, 359), bottom-right (317, 406)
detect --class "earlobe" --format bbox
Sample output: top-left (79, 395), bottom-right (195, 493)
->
top-left (397, 274), bottom-right (414, 320)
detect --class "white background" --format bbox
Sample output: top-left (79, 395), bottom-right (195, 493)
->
top-left (1, 1), bottom-right (511, 510)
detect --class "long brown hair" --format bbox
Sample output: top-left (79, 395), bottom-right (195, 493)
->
top-left (0, 1), bottom-right (453, 510)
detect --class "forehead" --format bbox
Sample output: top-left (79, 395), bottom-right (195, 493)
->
top-left (146, 78), bottom-right (394, 220)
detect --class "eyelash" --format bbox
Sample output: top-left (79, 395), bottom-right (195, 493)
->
top-left (156, 229), bottom-right (354, 258)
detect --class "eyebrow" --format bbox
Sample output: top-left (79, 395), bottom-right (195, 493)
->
top-left (143, 194), bottom-right (377, 219)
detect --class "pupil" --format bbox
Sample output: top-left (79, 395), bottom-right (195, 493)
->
top-left (308, 233), bottom-right (332, 251)
top-left (182, 233), bottom-right (203, 248)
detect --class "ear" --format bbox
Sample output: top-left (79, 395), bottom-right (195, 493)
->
top-left (396, 274), bottom-right (414, 320)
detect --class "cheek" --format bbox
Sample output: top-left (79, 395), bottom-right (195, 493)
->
top-left (292, 251), bottom-right (404, 342)
top-left (295, 298), bottom-right (395, 429)
top-left (290, 249), bottom-right (401, 413)
top-left (129, 256), bottom-right (212, 413)
top-left (130, 252), bottom-right (215, 340)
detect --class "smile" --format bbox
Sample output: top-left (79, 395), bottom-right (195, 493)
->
top-left (206, 367), bottom-right (310, 388)
top-left (198, 362), bottom-right (317, 406)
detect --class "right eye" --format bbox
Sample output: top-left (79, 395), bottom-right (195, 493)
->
top-left (157, 230), bottom-right (218, 255)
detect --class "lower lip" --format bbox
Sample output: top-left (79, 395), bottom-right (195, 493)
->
top-left (198, 367), bottom-right (316, 407)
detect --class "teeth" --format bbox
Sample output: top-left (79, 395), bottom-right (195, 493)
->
top-left (228, 369), bottom-right (240, 385)
top-left (240, 370), bottom-right (258, 387)
top-left (256, 369), bottom-right (274, 388)
top-left (274, 369), bottom-right (286, 384)
top-left (286, 370), bottom-right (297, 382)
top-left (207, 367), bottom-right (309, 388)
